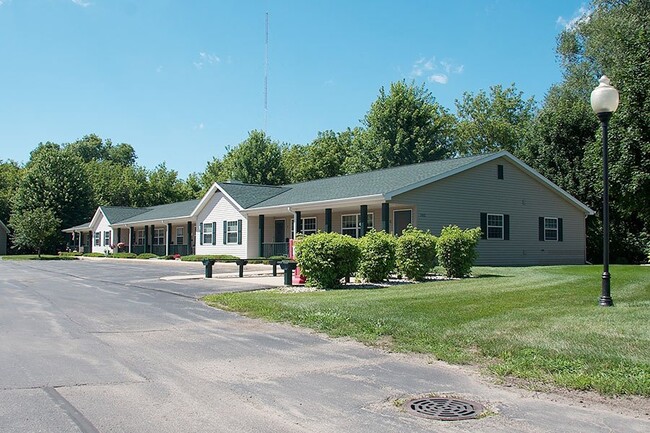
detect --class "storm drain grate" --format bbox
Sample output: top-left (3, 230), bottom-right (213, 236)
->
top-left (404, 397), bottom-right (484, 421)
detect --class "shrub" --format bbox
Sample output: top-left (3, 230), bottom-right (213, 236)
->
top-left (395, 225), bottom-right (437, 281)
top-left (436, 225), bottom-right (482, 278)
top-left (180, 254), bottom-right (240, 262)
top-left (83, 252), bottom-right (105, 257)
top-left (59, 251), bottom-right (82, 257)
top-left (295, 232), bottom-right (360, 289)
top-left (357, 230), bottom-right (397, 282)
top-left (247, 255), bottom-right (289, 264)
top-left (136, 253), bottom-right (159, 259)
top-left (112, 252), bottom-right (137, 259)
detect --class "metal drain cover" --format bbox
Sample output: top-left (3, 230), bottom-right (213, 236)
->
top-left (404, 397), bottom-right (484, 421)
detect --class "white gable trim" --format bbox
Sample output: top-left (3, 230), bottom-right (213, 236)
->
top-left (384, 151), bottom-right (595, 215)
top-left (191, 182), bottom-right (245, 218)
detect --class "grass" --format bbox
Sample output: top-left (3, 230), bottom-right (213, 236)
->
top-left (204, 265), bottom-right (650, 396)
top-left (1, 254), bottom-right (78, 260)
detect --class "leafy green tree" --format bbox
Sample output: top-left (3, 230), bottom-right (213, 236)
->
top-left (9, 207), bottom-right (61, 257)
top-left (85, 161), bottom-right (149, 208)
top-left (12, 146), bottom-right (93, 236)
top-left (0, 160), bottom-right (22, 223)
top-left (283, 130), bottom-right (349, 183)
top-left (222, 130), bottom-right (287, 185)
top-left (454, 84), bottom-right (537, 156)
top-left (539, 0), bottom-right (650, 262)
top-left (143, 163), bottom-right (195, 206)
top-left (351, 80), bottom-right (454, 172)
top-left (200, 157), bottom-right (228, 190)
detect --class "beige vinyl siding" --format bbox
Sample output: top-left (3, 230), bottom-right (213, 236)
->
top-left (391, 157), bottom-right (587, 265)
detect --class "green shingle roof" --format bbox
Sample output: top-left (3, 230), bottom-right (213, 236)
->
top-left (219, 183), bottom-right (288, 208)
top-left (100, 206), bottom-right (150, 224)
top-left (244, 153), bottom-right (491, 209)
top-left (116, 199), bottom-right (201, 224)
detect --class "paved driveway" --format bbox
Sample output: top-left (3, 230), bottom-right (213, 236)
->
top-left (1, 260), bottom-right (648, 433)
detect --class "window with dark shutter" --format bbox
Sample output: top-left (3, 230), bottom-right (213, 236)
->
top-left (504, 214), bottom-right (510, 240)
top-left (212, 222), bottom-right (217, 245)
top-left (497, 164), bottom-right (504, 179)
top-left (480, 213), bottom-right (487, 239)
top-left (237, 219), bottom-right (243, 245)
top-left (199, 223), bottom-right (204, 245)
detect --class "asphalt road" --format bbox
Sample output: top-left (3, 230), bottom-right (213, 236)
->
top-left (0, 259), bottom-right (648, 433)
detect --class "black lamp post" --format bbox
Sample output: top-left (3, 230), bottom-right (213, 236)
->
top-left (590, 76), bottom-right (619, 307)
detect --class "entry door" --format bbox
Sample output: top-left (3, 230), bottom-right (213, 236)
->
top-left (274, 220), bottom-right (286, 242)
top-left (393, 210), bottom-right (412, 236)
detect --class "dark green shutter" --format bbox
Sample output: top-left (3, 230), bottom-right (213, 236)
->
top-left (539, 217), bottom-right (545, 241)
top-left (199, 223), bottom-right (203, 245)
top-left (480, 213), bottom-right (487, 239)
top-left (497, 164), bottom-right (504, 179)
top-left (223, 221), bottom-right (227, 244)
top-left (504, 214), bottom-right (510, 240)
top-left (237, 219), bottom-right (242, 245)
top-left (212, 222), bottom-right (217, 245)
top-left (558, 218), bottom-right (563, 242)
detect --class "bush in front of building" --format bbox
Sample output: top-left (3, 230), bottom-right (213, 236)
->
top-left (180, 254), bottom-right (240, 262)
top-left (295, 232), bottom-right (360, 289)
top-left (436, 225), bottom-right (482, 278)
top-left (136, 253), bottom-right (159, 259)
top-left (112, 252), bottom-right (137, 259)
top-left (395, 226), bottom-right (437, 281)
top-left (357, 229), bottom-right (397, 282)
top-left (83, 252), bottom-right (106, 257)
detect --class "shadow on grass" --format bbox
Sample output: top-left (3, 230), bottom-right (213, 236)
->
top-left (473, 274), bottom-right (513, 279)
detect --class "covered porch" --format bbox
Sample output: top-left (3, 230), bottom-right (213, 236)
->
top-left (114, 220), bottom-right (195, 257)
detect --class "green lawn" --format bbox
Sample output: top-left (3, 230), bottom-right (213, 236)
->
top-left (1, 254), bottom-right (78, 260)
top-left (204, 265), bottom-right (650, 396)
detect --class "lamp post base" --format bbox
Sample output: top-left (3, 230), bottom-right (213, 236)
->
top-left (599, 271), bottom-right (613, 306)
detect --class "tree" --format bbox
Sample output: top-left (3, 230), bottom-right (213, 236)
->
top-left (12, 146), bottom-right (93, 239)
top-left (283, 130), bottom-right (349, 183)
top-left (352, 80), bottom-right (455, 171)
top-left (221, 130), bottom-right (287, 185)
top-left (85, 160), bottom-right (149, 208)
top-left (0, 160), bottom-right (22, 223)
top-left (9, 207), bottom-right (61, 257)
top-left (65, 134), bottom-right (137, 166)
top-left (546, 0), bottom-right (650, 262)
top-left (454, 84), bottom-right (537, 156)
top-left (143, 163), bottom-right (195, 206)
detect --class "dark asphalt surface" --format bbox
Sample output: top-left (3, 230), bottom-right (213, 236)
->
top-left (1, 259), bottom-right (648, 432)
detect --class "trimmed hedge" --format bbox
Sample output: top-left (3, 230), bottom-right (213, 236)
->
top-left (395, 226), bottom-right (437, 281)
top-left (247, 256), bottom-right (289, 264)
top-left (136, 253), bottom-right (159, 259)
top-left (83, 252), bottom-right (105, 257)
top-left (59, 251), bottom-right (83, 257)
top-left (295, 232), bottom-right (360, 289)
top-left (180, 254), bottom-right (240, 262)
top-left (357, 230), bottom-right (397, 282)
top-left (436, 225), bottom-right (481, 278)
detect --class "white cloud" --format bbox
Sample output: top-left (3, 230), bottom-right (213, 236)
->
top-left (557, 5), bottom-right (591, 30)
top-left (72, 0), bottom-right (91, 7)
top-left (429, 74), bottom-right (448, 84)
top-left (194, 52), bottom-right (221, 69)
top-left (409, 56), bottom-right (463, 85)
top-left (156, 65), bottom-right (163, 73)
top-left (194, 123), bottom-right (205, 130)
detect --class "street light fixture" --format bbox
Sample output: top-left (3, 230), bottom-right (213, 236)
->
top-left (590, 75), bottom-right (619, 307)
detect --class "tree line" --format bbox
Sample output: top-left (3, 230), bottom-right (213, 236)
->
top-left (1, 0), bottom-right (647, 262)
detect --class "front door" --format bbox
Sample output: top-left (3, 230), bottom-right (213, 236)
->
top-left (274, 220), bottom-right (286, 243)
top-left (393, 210), bottom-right (412, 236)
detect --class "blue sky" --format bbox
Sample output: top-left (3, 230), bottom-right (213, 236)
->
top-left (0, 0), bottom-right (587, 178)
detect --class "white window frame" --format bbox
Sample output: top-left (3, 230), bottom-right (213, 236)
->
top-left (136, 229), bottom-right (145, 245)
top-left (103, 231), bottom-right (111, 246)
top-left (544, 217), bottom-right (559, 241)
top-left (94, 232), bottom-right (101, 246)
top-left (291, 217), bottom-right (317, 238)
top-left (176, 226), bottom-right (184, 245)
top-left (226, 221), bottom-right (239, 244)
top-left (153, 228), bottom-right (165, 245)
top-left (202, 223), bottom-right (213, 245)
top-left (486, 214), bottom-right (504, 240)
top-left (340, 213), bottom-right (374, 238)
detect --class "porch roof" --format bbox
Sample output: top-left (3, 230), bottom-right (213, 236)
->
top-left (116, 199), bottom-right (201, 224)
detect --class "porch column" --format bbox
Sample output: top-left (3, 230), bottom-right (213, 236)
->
top-left (78, 231), bottom-right (82, 251)
top-left (88, 231), bottom-right (92, 251)
top-left (128, 227), bottom-right (132, 253)
top-left (381, 203), bottom-right (389, 233)
top-left (144, 225), bottom-right (149, 253)
top-left (117, 228), bottom-right (121, 245)
top-left (324, 208), bottom-right (332, 233)
top-left (258, 215), bottom-right (265, 257)
top-left (295, 211), bottom-right (302, 236)
top-left (150, 225), bottom-right (155, 254)
top-left (166, 223), bottom-right (172, 256)
top-left (360, 205), bottom-right (368, 237)
top-left (187, 221), bottom-right (192, 254)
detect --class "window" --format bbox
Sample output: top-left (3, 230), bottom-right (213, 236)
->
top-left (290, 217), bottom-right (317, 237)
top-left (153, 228), bottom-right (165, 245)
top-left (136, 229), bottom-right (145, 245)
top-left (176, 227), bottom-right (184, 245)
top-left (497, 164), bottom-right (504, 179)
top-left (104, 231), bottom-right (111, 246)
top-left (94, 232), bottom-right (101, 246)
top-left (544, 217), bottom-right (558, 241)
top-left (487, 214), bottom-right (504, 240)
top-left (341, 213), bottom-right (374, 238)
top-left (226, 221), bottom-right (238, 244)
top-left (203, 223), bottom-right (213, 245)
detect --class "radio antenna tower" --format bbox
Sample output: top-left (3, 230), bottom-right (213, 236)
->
top-left (264, 12), bottom-right (269, 132)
